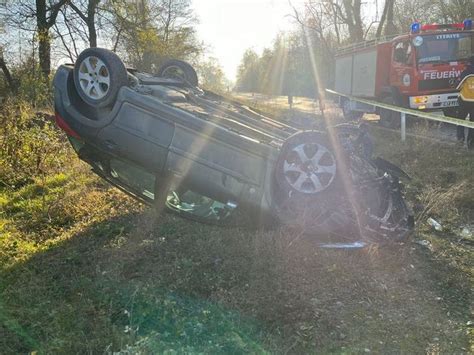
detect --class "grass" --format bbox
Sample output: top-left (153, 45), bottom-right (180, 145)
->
top-left (0, 167), bottom-right (271, 353)
top-left (0, 97), bottom-right (473, 353)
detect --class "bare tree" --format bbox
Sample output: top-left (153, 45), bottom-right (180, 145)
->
top-left (436, 0), bottom-right (474, 23)
top-left (299, 0), bottom-right (365, 43)
top-left (291, 1), bottom-right (337, 54)
top-left (375, 0), bottom-right (388, 38)
top-left (69, 0), bottom-right (100, 47)
top-left (346, 0), bottom-right (364, 41)
top-left (8, 0), bottom-right (69, 77)
top-left (384, 0), bottom-right (397, 36)
top-left (53, 8), bottom-right (80, 62)
top-left (0, 55), bottom-right (15, 91)
top-left (395, 0), bottom-right (473, 31)
top-left (35, 0), bottom-right (69, 76)
top-left (376, 0), bottom-right (396, 38)
top-left (104, 0), bottom-right (201, 71)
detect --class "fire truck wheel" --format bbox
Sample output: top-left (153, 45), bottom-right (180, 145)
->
top-left (379, 96), bottom-right (401, 129)
top-left (342, 99), bottom-right (364, 121)
top-left (442, 107), bottom-right (458, 117)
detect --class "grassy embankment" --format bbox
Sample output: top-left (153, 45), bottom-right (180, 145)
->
top-left (0, 94), bottom-right (472, 353)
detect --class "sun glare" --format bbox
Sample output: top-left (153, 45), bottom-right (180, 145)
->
top-left (194, 0), bottom-right (306, 80)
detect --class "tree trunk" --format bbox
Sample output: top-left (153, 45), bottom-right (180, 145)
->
top-left (0, 56), bottom-right (15, 91)
top-left (38, 28), bottom-right (51, 77)
top-left (35, 0), bottom-right (68, 77)
top-left (331, 2), bottom-right (341, 44)
top-left (87, 0), bottom-right (99, 47)
top-left (375, 0), bottom-right (389, 38)
top-left (352, 0), bottom-right (364, 41)
top-left (342, 0), bottom-right (364, 42)
top-left (88, 19), bottom-right (97, 47)
top-left (384, 0), bottom-right (397, 36)
top-left (70, 0), bottom-right (100, 48)
top-left (36, 0), bottom-right (51, 77)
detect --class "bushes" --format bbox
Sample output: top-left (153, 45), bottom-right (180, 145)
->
top-left (0, 57), bottom-right (53, 108)
top-left (0, 97), bottom-right (70, 187)
top-left (0, 58), bottom-right (65, 187)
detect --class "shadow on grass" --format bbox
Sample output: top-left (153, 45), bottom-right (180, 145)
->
top-left (0, 211), bottom-right (269, 354)
top-left (0, 207), bottom-right (471, 354)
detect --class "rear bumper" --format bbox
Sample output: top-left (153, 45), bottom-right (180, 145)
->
top-left (408, 92), bottom-right (459, 109)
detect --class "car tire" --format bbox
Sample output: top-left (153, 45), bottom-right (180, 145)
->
top-left (158, 59), bottom-right (199, 87)
top-left (275, 131), bottom-right (340, 197)
top-left (73, 48), bottom-right (128, 109)
top-left (273, 131), bottom-right (412, 241)
top-left (273, 131), bottom-right (353, 234)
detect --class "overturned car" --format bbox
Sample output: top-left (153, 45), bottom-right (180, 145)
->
top-left (53, 48), bottom-right (414, 244)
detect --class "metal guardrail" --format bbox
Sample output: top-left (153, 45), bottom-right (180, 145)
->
top-left (326, 89), bottom-right (474, 141)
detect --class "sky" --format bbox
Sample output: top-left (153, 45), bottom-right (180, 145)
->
top-left (193, 0), bottom-right (382, 81)
top-left (193, 0), bottom-right (306, 81)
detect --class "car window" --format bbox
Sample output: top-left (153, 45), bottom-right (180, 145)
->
top-left (393, 41), bottom-right (412, 64)
top-left (166, 190), bottom-right (236, 222)
top-left (109, 159), bottom-right (156, 200)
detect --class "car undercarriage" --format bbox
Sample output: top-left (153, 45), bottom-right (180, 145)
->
top-left (53, 48), bottom-right (414, 245)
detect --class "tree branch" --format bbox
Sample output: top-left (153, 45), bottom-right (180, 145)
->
top-left (47, 0), bottom-right (70, 28)
top-left (69, 2), bottom-right (88, 22)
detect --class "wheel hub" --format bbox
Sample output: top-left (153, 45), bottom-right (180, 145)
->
top-left (283, 142), bottom-right (336, 194)
top-left (301, 161), bottom-right (318, 173)
top-left (78, 56), bottom-right (110, 100)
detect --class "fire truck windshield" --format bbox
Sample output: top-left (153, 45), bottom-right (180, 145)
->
top-left (415, 32), bottom-right (473, 64)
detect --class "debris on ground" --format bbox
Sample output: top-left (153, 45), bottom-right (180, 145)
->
top-left (459, 226), bottom-right (472, 239)
top-left (415, 239), bottom-right (433, 251)
top-left (427, 217), bottom-right (443, 231)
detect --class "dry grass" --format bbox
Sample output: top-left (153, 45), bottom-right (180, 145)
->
top-left (1, 95), bottom-right (473, 353)
top-left (416, 181), bottom-right (467, 225)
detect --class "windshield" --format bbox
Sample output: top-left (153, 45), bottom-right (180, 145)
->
top-left (415, 33), bottom-right (473, 64)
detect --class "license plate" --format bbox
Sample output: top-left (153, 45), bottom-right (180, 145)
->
top-left (441, 101), bottom-right (458, 107)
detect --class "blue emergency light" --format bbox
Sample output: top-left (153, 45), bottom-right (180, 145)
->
top-left (463, 19), bottom-right (472, 30)
top-left (411, 22), bottom-right (421, 34)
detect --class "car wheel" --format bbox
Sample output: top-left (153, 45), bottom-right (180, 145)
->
top-left (273, 131), bottom-right (412, 241)
top-left (158, 59), bottom-right (199, 87)
top-left (379, 96), bottom-right (401, 128)
top-left (73, 48), bottom-right (128, 109)
top-left (273, 131), bottom-right (353, 234)
top-left (342, 99), bottom-right (364, 121)
top-left (275, 131), bottom-right (338, 196)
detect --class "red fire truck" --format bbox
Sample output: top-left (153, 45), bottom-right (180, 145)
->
top-left (334, 19), bottom-right (474, 126)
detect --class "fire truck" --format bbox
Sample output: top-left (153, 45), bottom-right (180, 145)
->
top-left (334, 19), bottom-right (474, 126)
